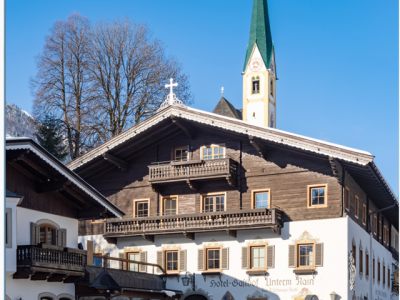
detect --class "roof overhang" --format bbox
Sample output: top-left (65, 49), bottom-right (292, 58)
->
top-left (6, 138), bottom-right (124, 219)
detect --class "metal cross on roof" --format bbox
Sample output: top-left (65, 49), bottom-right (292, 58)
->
top-left (221, 87), bottom-right (224, 95)
top-left (166, 78), bottom-right (178, 105)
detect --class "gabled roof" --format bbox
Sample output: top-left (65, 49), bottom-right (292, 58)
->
top-left (6, 138), bottom-right (124, 219)
top-left (6, 189), bottom-right (23, 198)
top-left (212, 97), bottom-right (241, 120)
top-left (243, 0), bottom-right (274, 72)
top-left (66, 105), bottom-right (397, 228)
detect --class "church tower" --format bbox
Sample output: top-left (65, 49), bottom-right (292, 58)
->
top-left (242, 0), bottom-right (276, 128)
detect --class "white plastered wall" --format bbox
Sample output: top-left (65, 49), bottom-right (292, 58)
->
top-left (79, 218), bottom-right (348, 300)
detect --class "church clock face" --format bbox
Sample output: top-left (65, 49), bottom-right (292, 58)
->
top-left (249, 58), bottom-right (263, 72)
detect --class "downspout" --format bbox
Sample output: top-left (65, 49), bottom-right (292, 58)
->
top-left (369, 203), bottom-right (396, 300)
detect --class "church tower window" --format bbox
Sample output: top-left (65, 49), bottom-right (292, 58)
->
top-left (252, 77), bottom-right (260, 94)
top-left (270, 80), bottom-right (274, 97)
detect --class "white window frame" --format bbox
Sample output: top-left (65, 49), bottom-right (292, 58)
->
top-left (200, 144), bottom-right (226, 160)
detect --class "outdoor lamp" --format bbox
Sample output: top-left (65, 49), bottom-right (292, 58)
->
top-left (330, 292), bottom-right (338, 300)
top-left (182, 272), bottom-right (192, 286)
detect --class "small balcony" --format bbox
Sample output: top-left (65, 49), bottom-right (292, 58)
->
top-left (104, 208), bottom-right (283, 242)
top-left (148, 158), bottom-right (237, 190)
top-left (13, 244), bottom-right (87, 282)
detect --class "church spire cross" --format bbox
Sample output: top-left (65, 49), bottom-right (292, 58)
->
top-left (221, 87), bottom-right (224, 95)
top-left (166, 78), bottom-right (178, 104)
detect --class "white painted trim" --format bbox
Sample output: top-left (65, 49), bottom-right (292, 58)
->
top-left (38, 292), bottom-right (57, 300)
top-left (6, 143), bottom-right (122, 218)
top-left (56, 293), bottom-right (75, 300)
top-left (36, 219), bottom-right (61, 230)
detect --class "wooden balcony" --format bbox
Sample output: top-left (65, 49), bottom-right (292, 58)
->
top-left (104, 208), bottom-right (283, 242)
top-left (13, 243), bottom-right (86, 282)
top-left (148, 158), bottom-right (237, 190)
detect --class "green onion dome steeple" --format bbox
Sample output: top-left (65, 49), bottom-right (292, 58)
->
top-left (243, 0), bottom-right (274, 72)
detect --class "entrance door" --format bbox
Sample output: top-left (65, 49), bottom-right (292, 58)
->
top-left (185, 295), bottom-right (208, 300)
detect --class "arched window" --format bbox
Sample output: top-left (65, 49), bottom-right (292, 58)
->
top-left (270, 79), bottom-right (274, 97)
top-left (38, 292), bottom-right (56, 300)
top-left (252, 76), bottom-right (260, 94)
top-left (39, 224), bottom-right (56, 245)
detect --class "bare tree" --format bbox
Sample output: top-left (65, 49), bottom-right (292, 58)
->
top-left (31, 13), bottom-right (94, 160)
top-left (88, 18), bottom-right (193, 142)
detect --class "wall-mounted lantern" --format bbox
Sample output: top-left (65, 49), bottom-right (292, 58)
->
top-left (330, 292), bottom-right (338, 300)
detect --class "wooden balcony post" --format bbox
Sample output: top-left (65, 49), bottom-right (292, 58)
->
top-left (271, 208), bottom-right (275, 225)
top-left (87, 240), bottom-right (93, 266)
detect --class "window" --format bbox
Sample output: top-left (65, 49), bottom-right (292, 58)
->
top-left (359, 248), bottom-right (363, 274)
top-left (203, 195), bottom-right (225, 212)
top-left (297, 244), bottom-right (314, 268)
top-left (307, 184), bottom-right (327, 208)
top-left (373, 258), bottom-right (375, 281)
top-left (379, 221), bottom-right (382, 239)
top-left (174, 147), bottom-right (188, 162)
top-left (252, 190), bottom-right (270, 209)
top-left (165, 250), bottom-right (179, 273)
top-left (374, 216), bottom-right (377, 235)
top-left (206, 248), bottom-right (220, 271)
top-left (362, 204), bottom-right (366, 225)
top-left (93, 252), bottom-right (103, 267)
top-left (352, 244), bottom-right (356, 267)
top-left (354, 196), bottom-right (359, 218)
top-left (366, 253), bottom-right (369, 277)
top-left (135, 200), bottom-right (149, 217)
top-left (250, 246), bottom-right (265, 269)
top-left (202, 145), bottom-right (225, 160)
top-left (269, 80), bottom-right (274, 97)
top-left (383, 264), bottom-right (386, 286)
top-left (345, 187), bottom-right (350, 211)
top-left (126, 251), bottom-right (140, 272)
top-left (252, 76), bottom-right (260, 94)
top-left (5, 208), bottom-right (11, 248)
top-left (378, 261), bottom-right (381, 283)
top-left (39, 224), bottom-right (56, 245)
top-left (163, 197), bottom-right (177, 215)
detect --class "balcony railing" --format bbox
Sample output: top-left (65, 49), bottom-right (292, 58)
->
top-left (148, 158), bottom-right (236, 185)
top-left (105, 208), bottom-right (282, 238)
top-left (16, 244), bottom-right (86, 272)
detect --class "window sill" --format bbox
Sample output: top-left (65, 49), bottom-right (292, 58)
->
top-left (201, 271), bottom-right (221, 276)
top-left (293, 269), bottom-right (316, 275)
top-left (246, 270), bottom-right (267, 276)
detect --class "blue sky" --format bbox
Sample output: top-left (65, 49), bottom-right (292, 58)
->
top-left (6, 0), bottom-right (399, 195)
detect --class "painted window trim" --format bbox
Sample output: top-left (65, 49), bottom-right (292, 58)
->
top-left (362, 204), bottom-right (367, 225)
top-left (161, 195), bottom-right (179, 216)
top-left (133, 198), bottom-right (150, 218)
top-left (200, 192), bottom-right (227, 213)
top-left (38, 292), bottom-right (56, 300)
top-left (204, 246), bottom-right (223, 272)
top-left (164, 248), bottom-right (180, 274)
top-left (125, 250), bottom-right (141, 271)
top-left (307, 184), bottom-right (328, 209)
top-left (379, 221), bottom-right (382, 239)
top-left (374, 216), bottom-right (378, 235)
top-left (56, 293), bottom-right (75, 300)
top-left (172, 146), bottom-right (190, 162)
top-left (248, 243), bottom-right (268, 271)
top-left (345, 187), bottom-right (350, 211)
top-left (354, 195), bottom-right (359, 219)
top-left (251, 189), bottom-right (271, 209)
top-left (295, 242), bottom-right (316, 270)
top-left (251, 76), bottom-right (261, 95)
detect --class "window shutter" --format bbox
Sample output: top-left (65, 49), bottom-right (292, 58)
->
top-left (140, 251), bottom-right (147, 272)
top-left (57, 229), bottom-right (67, 247)
top-left (266, 245), bottom-right (275, 269)
top-left (241, 246), bottom-right (248, 269)
top-left (221, 247), bottom-right (229, 270)
top-left (288, 245), bottom-right (296, 268)
top-left (30, 222), bottom-right (40, 245)
top-left (119, 252), bottom-right (125, 270)
top-left (198, 249), bottom-right (204, 271)
top-left (156, 251), bottom-right (163, 273)
top-left (179, 249), bottom-right (187, 272)
top-left (315, 243), bottom-right (324, 267)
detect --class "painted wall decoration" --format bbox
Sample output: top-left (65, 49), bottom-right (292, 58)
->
top-left (293, 231), bottom-right (320, 243)
top-left (222, 291), bottom-right (235, 300)
top-left (246, 290), bottom-right (270, 300)
top-left (162, 242), bottom-right (182, 249)
top-left (268, 103), bottom-right (275, 128)
top-left (292, 288), bottom-right (315, 300)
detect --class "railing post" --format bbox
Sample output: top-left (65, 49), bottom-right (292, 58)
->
top-left (271, 208), bottom-right (275, 224)
top-left (87, 240), bottom-right (93, 266)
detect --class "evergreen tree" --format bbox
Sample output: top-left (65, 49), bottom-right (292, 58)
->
top-left (35, 115), bottom-right (69, 161)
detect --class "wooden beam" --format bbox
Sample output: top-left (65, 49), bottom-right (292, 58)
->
top-left (329, 157), bottom-right (342, 185)
top-left (87, 240), bottom-right (93, 266)
top-left (36, 180), bottom-right (71, 193)
top-left (226, 176), bottom-right (236, 187)
top-left (47, 273), bottom-right (68, 282)
top-left (56, 192), bottom-right (84, 210)
top-left (78, 207), bottom-right (108, 220)
top-left (64, 186), bottom-right (91, 207)
top-left (103, 153), bottom-right (129, 172)
top-left (273, 226), bottom-right (281, 235)
top-left (104, 236), bottom-right (117, 244)
top-left (183, 232), bottom-right (195, 240)
top-left (142, 234), bottom-right (154, 242)
top-left (13, 269), bottom-right (34, 279)
top-left (186, 179), bottom-right (199, 191)
top-left (6, 149), bottom-right (30, 161)
top-left (7, 161), bottom-right (43, 182)
top-left (63, 275), bottom-right (83, 283)
top-left (226, 229), bottom-right (237, 238)
top-left (31, 272), bottom-right (51, 281)
top-left (20, 156), bottom-right (54, 178)
top-left (249, 135), bottom-right (268, 159)
top-left (171, 115), bottom-right (195, 140)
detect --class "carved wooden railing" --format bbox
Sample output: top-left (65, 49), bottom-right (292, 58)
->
top-left (148, 158), bottom-right (236, 182)
top-left (16, 244), bottom-right (86, 272)
top-left (105, 208), bottom-right (282, 236)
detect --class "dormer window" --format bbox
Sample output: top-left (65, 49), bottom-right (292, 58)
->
top-left (252, 77), bottom-right (260, 94)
